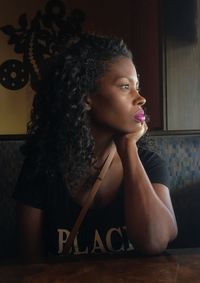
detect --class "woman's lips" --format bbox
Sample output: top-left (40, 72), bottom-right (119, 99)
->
top-left (133, 109), bottom-right (145, 122)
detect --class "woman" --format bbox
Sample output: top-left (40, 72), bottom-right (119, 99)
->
top-left (14, 33), bottom-right (177, 257)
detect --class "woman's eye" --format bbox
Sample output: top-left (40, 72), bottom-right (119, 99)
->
top-left (120, 84), bottom-right (129, 90)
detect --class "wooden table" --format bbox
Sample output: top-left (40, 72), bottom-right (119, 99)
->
top-left (1, 249), bottom-right (200, 283)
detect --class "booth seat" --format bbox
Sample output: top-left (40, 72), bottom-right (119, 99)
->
top-left (1, 133), bottom-right (200, 258)
top-left (149, 133), bottom-right (200, 249)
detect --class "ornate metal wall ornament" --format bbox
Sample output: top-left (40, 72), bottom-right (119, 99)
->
top-left (0, 0), bottom-right (85, 91)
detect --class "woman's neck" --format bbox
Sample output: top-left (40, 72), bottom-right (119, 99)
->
top-left (91, 125), bottom-right (114, 165)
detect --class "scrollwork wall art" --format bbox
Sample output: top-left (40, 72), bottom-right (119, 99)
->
top-left (0, 0), bottom-right (85, 92)
top-left (0, 0), bottom-right (84, 134)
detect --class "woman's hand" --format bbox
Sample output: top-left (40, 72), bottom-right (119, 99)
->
top-left (114, 122), bottom-right (148, 156)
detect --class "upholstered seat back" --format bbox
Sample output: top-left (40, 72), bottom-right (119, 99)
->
top-left (149, 134), bottom-right (200, 190)
top-left (0, 134), bottom-right (200, 257)
top-left (0, 139), bottom-right (24, 258)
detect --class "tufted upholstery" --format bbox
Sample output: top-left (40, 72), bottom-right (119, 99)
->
top-left (0, 133), bottom-right (200, 258)
top-left (149, 134), bottom-right (200, 190)
top-left (0, 138), bottom-right (24, 258)
top-left (149, 133), bottom-right (200, 248)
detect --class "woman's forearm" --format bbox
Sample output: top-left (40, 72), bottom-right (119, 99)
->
top-left (16, 203), bottom-right (45, 259)
top-left (118, 141), bottom-right (177, 255)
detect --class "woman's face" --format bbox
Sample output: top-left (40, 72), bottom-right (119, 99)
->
top-left (88, 56), bottom-right (146, 135)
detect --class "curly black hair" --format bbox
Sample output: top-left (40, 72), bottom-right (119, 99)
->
top-left (24, 33), bottom-right (133, 193)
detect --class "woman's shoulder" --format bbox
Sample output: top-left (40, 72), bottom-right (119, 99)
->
top-left (13, 158), bottom-right (63, 209)
top-left (138, 145), bottom-right (165, 165)
top-left (138, 145), bottom-right (170, 187)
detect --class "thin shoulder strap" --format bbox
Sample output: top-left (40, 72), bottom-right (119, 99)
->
top-left (63, 144), bottom-right (116, 254)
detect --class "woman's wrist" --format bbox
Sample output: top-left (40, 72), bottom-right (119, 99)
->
top-left (115, 136), bottom-right (138, 160)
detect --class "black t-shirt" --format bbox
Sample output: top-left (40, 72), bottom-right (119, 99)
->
top-left (13, 147), bottom-right (170, 256)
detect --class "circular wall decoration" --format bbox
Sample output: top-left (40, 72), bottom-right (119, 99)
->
top-left (0, 0), bottom-right (85, 91)
top-left (0, 59), bottom-right (29, 90)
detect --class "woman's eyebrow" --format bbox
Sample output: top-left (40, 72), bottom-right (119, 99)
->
top-left (115, 76), bottom-right (135, 82)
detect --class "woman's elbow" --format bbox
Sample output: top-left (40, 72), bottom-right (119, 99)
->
top-left (133, 227), bottom-right (178, 256)
top-left (134, 240), bottom-right (168, 256)
top-left (170, 223), bottom-right (178, 242)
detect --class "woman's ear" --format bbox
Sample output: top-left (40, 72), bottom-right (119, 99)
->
top-left (84, 95), bottom-right (92, 111)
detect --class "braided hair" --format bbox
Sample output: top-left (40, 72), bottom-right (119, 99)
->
top-left (24, 33), bottom-right (133, 193)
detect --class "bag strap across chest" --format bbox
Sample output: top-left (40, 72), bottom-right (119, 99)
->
top-left (63, 143), bottom-right (116, 254)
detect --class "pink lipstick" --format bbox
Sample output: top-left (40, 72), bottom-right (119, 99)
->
top-left (134, 109), bottom-right (145, 122)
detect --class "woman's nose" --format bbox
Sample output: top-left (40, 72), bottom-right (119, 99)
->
top-left (134, 93), bottom-right (146, 106)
